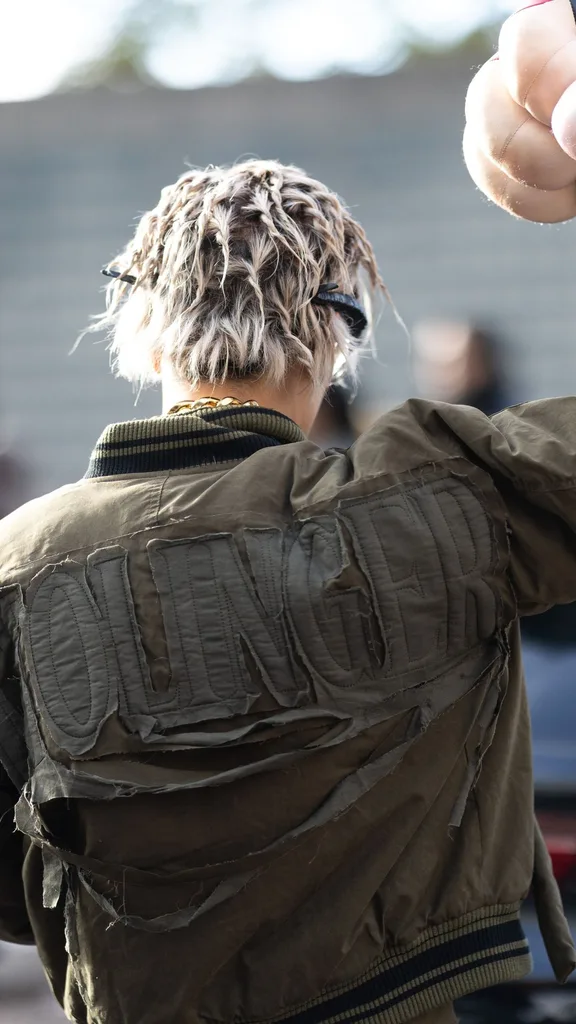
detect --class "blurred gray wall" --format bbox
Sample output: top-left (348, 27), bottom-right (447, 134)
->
top-left (2, 53), bottom-right (576, 498)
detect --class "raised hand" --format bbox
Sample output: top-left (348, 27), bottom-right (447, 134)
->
top-left (463, 0), bottom-right (576, 222)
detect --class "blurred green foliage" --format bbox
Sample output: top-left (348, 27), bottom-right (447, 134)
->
top-left (60, 0), bottom-right (501, 91)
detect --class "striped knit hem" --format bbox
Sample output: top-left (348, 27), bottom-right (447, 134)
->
top-left (243, 904), bottom-right (531, 1024)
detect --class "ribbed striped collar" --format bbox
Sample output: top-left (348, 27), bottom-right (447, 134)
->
top-left (86, 406), bottom-right (305, 478)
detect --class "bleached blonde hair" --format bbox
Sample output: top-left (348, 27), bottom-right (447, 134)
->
top-left (92, 160), bottom-right (384, 389)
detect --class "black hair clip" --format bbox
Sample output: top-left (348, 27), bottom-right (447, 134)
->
top-left (101, 268), bottom-right (368, 340)
top-left (101, 265), bottom-right (137, 285)
top-left (313, 282), bottom-right (368, 340)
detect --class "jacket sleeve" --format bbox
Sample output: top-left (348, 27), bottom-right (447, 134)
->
top-left (0, 621), bottom-right (34, 944)
top-left (414, 397), bottom-right (576, 617)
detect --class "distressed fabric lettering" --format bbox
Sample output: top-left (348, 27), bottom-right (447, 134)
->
top-left (18, 474), bottom-right (497, 759)
top-left (338, 476), bottom-right (497, 682)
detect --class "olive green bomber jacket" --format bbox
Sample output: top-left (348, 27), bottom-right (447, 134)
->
top-left (0, 397), bottom-right (575, 1024)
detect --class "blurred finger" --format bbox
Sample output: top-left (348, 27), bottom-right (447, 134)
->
top-left (552, 78), bottom-right (576, 157)
top-left (498, 0), bottom-right (576, 125)
top-left (465, 57), bottom-right (576, 189)
top-left (463, 123), bottom-right (576, 221)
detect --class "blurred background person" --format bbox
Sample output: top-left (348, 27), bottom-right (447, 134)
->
top-left (0, 400), bottom-right (30, 520)
top-left (0, 446), bottom-right (28, 519)
top-left (412, 318), bottom-right (508, 416)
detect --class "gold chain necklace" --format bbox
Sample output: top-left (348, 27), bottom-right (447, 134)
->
top-left (167, 397), bottom-right (260, 416)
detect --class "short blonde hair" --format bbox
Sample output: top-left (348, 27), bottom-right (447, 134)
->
top-left (93, 160), bottom-right (384, 389)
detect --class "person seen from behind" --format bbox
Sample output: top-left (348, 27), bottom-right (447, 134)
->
top-left (4, 12), bottom-right (576, 1013)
